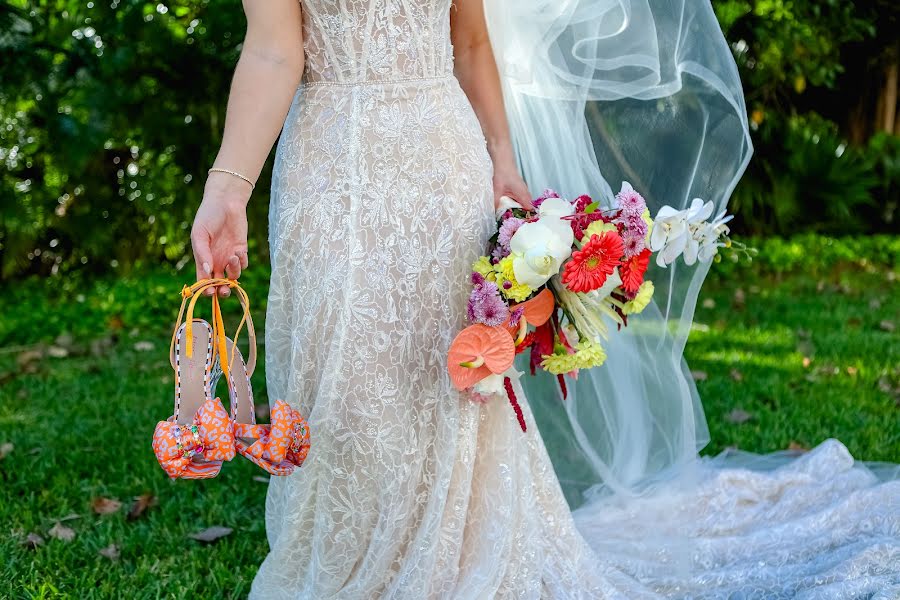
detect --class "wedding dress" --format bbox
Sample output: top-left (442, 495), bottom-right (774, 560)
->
top-left (251, 1), bottom-right (900, 598)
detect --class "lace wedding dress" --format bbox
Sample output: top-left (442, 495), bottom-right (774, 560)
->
top-left (251, 1), bottom-right (900, 598)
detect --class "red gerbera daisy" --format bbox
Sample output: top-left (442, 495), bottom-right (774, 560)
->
top-left (561, 231), bottom-right (624, 293)
top-left (620, 248), bottom-right (651, 294)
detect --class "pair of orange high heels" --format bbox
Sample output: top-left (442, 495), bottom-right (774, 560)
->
top-left (152, 278), bottom-right (310, 480)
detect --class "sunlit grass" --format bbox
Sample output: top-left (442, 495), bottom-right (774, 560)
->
top-left (0, 240), bottom-right (897, 597)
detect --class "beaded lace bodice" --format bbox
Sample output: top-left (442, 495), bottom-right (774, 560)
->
top-left (300, 0), bottom-right (455, 84)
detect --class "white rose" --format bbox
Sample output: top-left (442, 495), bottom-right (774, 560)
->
top-left (509, 217), bottom-right (574, 288)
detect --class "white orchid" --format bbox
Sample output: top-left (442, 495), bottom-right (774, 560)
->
top-left (685, 209), bottom-right (734, 264)
top-left (651, 199), bottom-right (729, 267)
top-left (537, 196), bottom-right (576, 220)
top-left (509, 217), bottom-right (574, 288)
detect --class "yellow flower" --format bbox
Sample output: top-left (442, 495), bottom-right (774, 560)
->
top-left (472, 256), bottom-right (496, 282)
top-left (641, 209), bottom-right (653, 243)
top-left (541, 339), bottom-right (608, 374)
top-left (540, 351), bottom-right (580, 375)
top-left (622, 280), bottom-right (654, 315)
top-left (495, 256), bottom-right (532, 302)
top-left (583, 220), bottom-right (617, 239)
top-left (574, 340), bottom-right (607, 368)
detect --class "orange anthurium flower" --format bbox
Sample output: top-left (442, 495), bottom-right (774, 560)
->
top-left (503, 288), bottom-right (556, 342)
top-left (447, 324), bottom-right (515, 391)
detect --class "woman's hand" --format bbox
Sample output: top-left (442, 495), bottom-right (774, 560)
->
top-left (190, 173), bottom-right (252, 297)
top-left (492, 159), bottom-right (533, 212)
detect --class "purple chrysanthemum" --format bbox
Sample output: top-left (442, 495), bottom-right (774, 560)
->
top-left (508, 306), bottom-right (525, 328)
top-left (616, 185), bottom-right (647, 218)
top-left (467, 280), bottom-right (510, 326)
top-left (622, 230), bottom-right (645, 258)
top-left (625, 213), bottom-right (648, 239)
top-left (497, 217), bottom-right (524, 248)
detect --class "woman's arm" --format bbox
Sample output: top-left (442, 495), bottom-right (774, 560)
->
top-left (191, 0), bottom-right (304, 296)
top-left (450, 0), bottom-right (533, 210)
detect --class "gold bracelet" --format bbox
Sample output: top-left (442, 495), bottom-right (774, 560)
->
top-left (208, 167), bottom-right (255, 190)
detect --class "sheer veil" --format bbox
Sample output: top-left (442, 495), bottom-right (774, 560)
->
top-left (483, 0), bottom-right (754, 507)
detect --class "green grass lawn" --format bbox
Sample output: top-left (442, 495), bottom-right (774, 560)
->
top-left (0, 236), bottom-right (897, 598)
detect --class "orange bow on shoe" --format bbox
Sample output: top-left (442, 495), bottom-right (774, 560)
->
top-left (233, 400), bottom-right (311, 476)
top-left (152, 398), bottom-right (236, 480)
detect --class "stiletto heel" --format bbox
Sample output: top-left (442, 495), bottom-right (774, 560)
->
top-left (152, 280), bottom-right (237, 479)
top-left (214, 281), bottom-right (311, 476)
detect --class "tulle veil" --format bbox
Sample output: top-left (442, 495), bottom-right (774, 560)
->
top-left (484, 0), bottom-right (900, 513)
top-left (483, 0), bottom-right (755, 507)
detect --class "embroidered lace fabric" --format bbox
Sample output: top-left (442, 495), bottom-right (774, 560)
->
top-left (251, 1), bottom-right (900, 598)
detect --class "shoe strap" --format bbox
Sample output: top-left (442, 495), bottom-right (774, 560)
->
top-left (169, 278), bottom-right (257, 380)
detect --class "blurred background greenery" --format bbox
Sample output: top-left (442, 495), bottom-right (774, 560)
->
top-left (1, 0), bottom-right (899, 280)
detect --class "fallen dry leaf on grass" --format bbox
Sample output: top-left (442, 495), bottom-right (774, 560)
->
top-left (879, 320), bottom-right (895, 333)
top-left (725, 409), bottom-right (753, 424)
top-left (0, 442), bottom-right (13, 459)
top-left (57, 513), bottom-right (81, 522)
top-left (48, 522), bottom-right (76, 542)
top-left (24, 533), bottom-right (44, 549)
top-left (127, 494), bottom-right (157, 521)
top-left (91, 497), bottom-right (122, 515)
top-left (99, 544), bottom-right (120, 560)
top-left (787, 441), bottom-right (809, 452)
top-left (691, 370), bottom-right (708, 381)
top-left (729, 369), bottom-right (743, 382)
top-left (189, 526), bottom-right (233, 543)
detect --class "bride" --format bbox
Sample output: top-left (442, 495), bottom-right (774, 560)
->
top-left (190, 0), bottom-right (900, 597)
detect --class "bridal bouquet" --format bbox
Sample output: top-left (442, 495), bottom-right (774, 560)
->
top-left (447, 184), bottom-right (735, 431)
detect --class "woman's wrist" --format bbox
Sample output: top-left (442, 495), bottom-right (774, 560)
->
top-left (486, 137), bottom-right (516, 168)
top-left (204, 171), bottom-right (254, 206)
